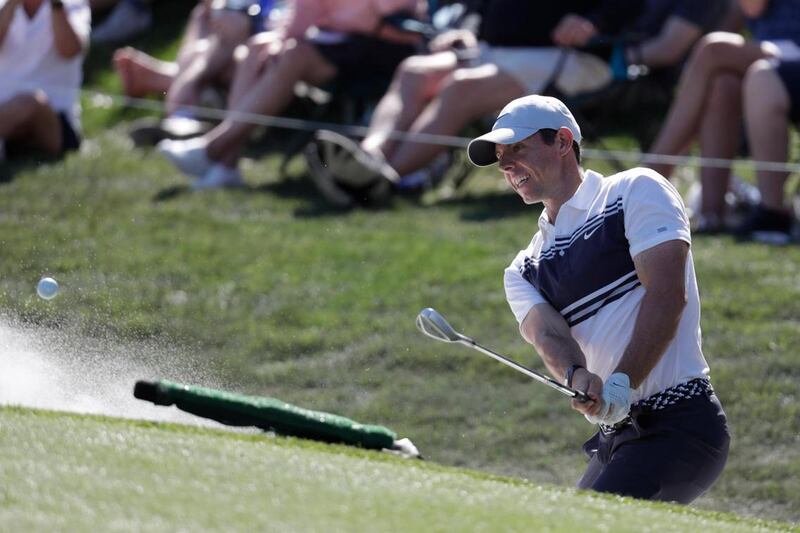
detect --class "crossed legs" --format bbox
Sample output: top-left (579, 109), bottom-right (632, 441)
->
top-left (649, 32), bottom-right (774, 178)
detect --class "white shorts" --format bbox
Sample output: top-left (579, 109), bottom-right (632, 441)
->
top-left (472, 43), bottom-right (612, 96)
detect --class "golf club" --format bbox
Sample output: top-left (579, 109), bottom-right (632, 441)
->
top-left (416, 308), bottom-right (589, 402)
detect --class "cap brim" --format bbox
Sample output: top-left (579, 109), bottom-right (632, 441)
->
top-left (467, 127), bottom-right (538, 167)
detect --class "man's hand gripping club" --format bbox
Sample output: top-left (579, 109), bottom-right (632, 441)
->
top-left (571, 369), bottom-right (632, 425)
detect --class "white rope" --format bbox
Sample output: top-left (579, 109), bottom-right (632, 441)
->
top-left (83, 87), bottom-right (800, 174)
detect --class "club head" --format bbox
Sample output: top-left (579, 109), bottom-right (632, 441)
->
top-left (416, 308), bottom-right (466, 343)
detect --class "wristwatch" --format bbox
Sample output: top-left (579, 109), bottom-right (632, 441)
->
top-left (51, 0), bottom-right (65, 9)
top-left (564, 364), bottom-right (584, 388)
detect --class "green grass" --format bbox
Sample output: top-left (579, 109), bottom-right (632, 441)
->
top-left (1, 407), bottom-right (794, 532)
top-left (0, 3), bottom-right (799, 528)
top-left (1, 130), bottom-right (799, 527)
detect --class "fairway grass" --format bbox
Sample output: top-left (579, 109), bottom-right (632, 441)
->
top-left (0, 407), bottom-right (792, 532)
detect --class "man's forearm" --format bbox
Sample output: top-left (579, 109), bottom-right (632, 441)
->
top-left (0, 0), bottom-right (21, 47)
top-left (51, 2), bottom-right (84, 58)
top-left (613, 288), bottom-right (686, 389)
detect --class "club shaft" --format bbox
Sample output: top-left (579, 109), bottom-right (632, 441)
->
top-left (462, 339), bottom-right (589, 402)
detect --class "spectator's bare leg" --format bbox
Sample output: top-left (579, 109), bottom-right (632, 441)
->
top-left (698, 72), bottom-right (742, 223)
top-left (226, 32), bottom-right (281, 109)
top-left (744, 59), bottom-right (791, 212)
top-left (204, 39), bottom-right (338, 167)
top-left (649, 32), bottom-right (769, 177)
top-left (361, 51), bottom-right (458, 159)
top-left (177, 1), bottom-right (213, 65)
top-left (166, 10), bottom-right (250, 115)
top-left (0, 93), bottom-right (62, 154)
top-left (114, 47), bottom-right (179, 97)
top-left (387, 65), bottom-right (525, 177)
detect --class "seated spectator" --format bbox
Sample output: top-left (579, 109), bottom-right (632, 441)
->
top-left (306, 0), bottom-right (728, 207)
top-left (90, 0), bottom-right (151, 44)
top-left (113, 0), bottom-right (265, 119)
top-left (738, 50), bottom-right (800, 243)
top-left (647, 0), bottom-right (800, 241)
top-left (0, 0), bottom-right (90, 161)
top-left (156, 0), bottom-right (422, 190)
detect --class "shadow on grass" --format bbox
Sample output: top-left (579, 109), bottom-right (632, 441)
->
top-left (0, 153), bottom-right (63, 185)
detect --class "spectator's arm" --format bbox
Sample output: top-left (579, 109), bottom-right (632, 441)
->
top-left (51, 1), bottom-right (85, 58)
top-left (551, 13), bottom-right (598, 48)
top-left (627, 16), bottom-right (703, 67)
top-left (739, 0), bottom-right (770, 19)
top-left (0, 0), bottom-right (22, 47)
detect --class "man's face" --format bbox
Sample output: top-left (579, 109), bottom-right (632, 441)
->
top-left (496, 133), bottom-right (562, 205)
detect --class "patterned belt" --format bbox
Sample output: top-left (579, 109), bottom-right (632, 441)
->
top-left (599, 377), bottom-right (714, 434)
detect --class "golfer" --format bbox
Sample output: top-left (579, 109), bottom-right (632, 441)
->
top-left (467, 95), bottom-right (729, 503)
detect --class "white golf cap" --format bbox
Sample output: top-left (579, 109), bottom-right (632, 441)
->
top-left (467, 95), bottom-right (582, 167)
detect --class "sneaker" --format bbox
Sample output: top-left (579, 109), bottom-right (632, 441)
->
top-left (691, 213), bottom-right (726, 235)
top-left (303, 140), bottom-right (354, 208)
top-left (156, 138), bottom-right (212, 177)
top-left (91, 0), bottom-right (153, 44)
top-left (734, 205), bottom-right (793, 245)
top-left (395, 151), bottom-right (453, 192)
top-left (305, 135), bottom-right (393, 207)
top-left (129, 116), bottom-right (214, 147)
top-left (192, 164), bottom-right (244, 190)
top-left (314, 130), bottom-right (399, 187)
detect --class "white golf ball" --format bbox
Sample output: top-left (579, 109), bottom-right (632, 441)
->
top-left (37, 277), bottom-right (59, 300)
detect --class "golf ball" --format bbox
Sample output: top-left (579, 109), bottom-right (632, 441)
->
top-left (37, 277), bottom-right (59, 300)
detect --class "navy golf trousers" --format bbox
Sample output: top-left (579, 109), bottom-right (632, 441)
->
top-left (577, 389), bottom-right (730, 503)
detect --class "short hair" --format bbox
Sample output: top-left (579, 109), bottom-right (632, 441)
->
top-left (538, 128), bottom-right (581, 165)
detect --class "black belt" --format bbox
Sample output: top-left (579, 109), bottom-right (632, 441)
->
top-left (599, 378), bottom-right (714, 434)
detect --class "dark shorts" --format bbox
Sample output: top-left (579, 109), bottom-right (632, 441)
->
top-left (59, 113), bottom-right (81, 153)
top-left (777, 57), bottom-right (800, 123)
top-left (5, 111), bottom-right (80, 158)
top-left (577, 389), bottom-right (730, 504)
top-left (314, 34), bottom-right (417, 85)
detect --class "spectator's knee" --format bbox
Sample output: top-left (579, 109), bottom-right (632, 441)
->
top-left (690, 32), bottom-right (745, 68)
top-left (394, 54), bottom-right (455, 101)
top-left (437, 75), bottom-right (480, 117)
top-left (744, 59), bottom-right (788, 112)
top-left (11, 91), bottom-right (49, 112)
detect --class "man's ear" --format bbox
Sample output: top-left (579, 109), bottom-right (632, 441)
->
top-left (557, 127), bottom-right (574, 156)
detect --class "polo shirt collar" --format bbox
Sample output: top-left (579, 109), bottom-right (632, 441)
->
top-left (536, 169), bottom-right (604, 232)
top-left (563, 169), bottom-right (603, 211)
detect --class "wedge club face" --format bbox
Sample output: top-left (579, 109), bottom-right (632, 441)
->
top-left (415, 308), bottom-right (467, 343)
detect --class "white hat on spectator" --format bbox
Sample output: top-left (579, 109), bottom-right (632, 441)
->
top-left (467, 95), bottom-right (582, 167)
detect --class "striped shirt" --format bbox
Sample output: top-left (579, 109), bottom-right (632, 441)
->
top-left (504, 168), bottom-right (709, 402)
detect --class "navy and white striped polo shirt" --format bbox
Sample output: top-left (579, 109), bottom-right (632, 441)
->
top-left (504, 168), bottom-right (709, 402)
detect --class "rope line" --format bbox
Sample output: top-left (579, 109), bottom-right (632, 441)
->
top-left (81, 87), bottom-right (800, 174)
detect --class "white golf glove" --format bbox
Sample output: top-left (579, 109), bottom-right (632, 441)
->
top-left (585, 372), bottom-right (632, 425)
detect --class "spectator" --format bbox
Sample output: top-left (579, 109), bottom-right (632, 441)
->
top-left (156, 0), bottom-right (423, 190)
top-left (113, 0), bottom-right (265, 118)
top-left (306, 0), bottom-right (728, 207)
top-left (647, 0), bottom-right (800, 241)
top-left (0, 0), bottom-right (91, 161)
top-left (737, 45), bottom-right (800, 243)
top-left (90, 0), bottom-right (151, 44)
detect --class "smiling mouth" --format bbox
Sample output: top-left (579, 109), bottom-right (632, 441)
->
top-left (514, 175), bottom-right (529, 188)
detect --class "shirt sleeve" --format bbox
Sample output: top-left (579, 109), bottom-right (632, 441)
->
top-left (504, 262), bottom-right (546, 326)
top-left (623, 169), bottom-right (692, 258)
top-left (65, 0), bottom-right (92, 43)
